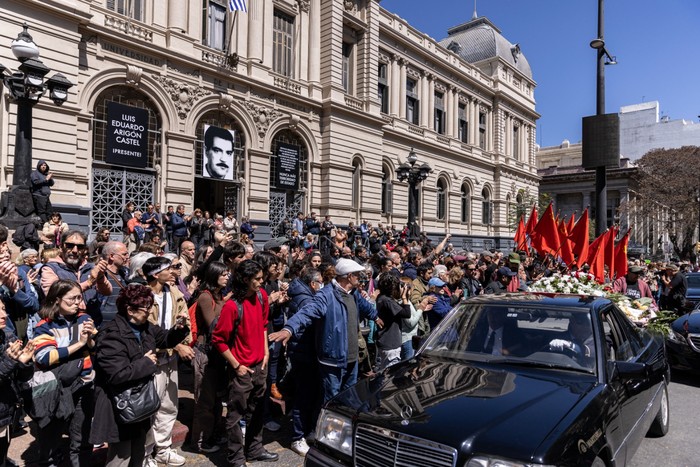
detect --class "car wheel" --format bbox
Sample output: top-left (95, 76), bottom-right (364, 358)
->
top-left (648, 384), bottom-right (669, 437)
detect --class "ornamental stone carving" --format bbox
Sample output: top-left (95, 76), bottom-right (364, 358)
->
top-left (153, 75), bottom-right (211, 120)
top-left (125, 65), bottom-right (143, 87)
top-left (219, 93), bottom-right (234, 112)
top-left (245, 101), bottom-right (281, 137)
top-left (297, 0), bottom-right (309, 12)
top-left (344, 0), bottom-right (357, 12)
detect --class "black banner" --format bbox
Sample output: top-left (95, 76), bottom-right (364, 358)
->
top-left (106, 102), bottom-right (149, 168)
top-left (276, 143), bottom-right (300, 190)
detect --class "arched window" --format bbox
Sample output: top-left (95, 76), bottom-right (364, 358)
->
top-left (461, 183), bottom-right (470, 223)
top-left (437, 178), bottom-right (447, 221)
top-left (91, 86), bottom-right (161, 237)
top-left (482, 187), bottom-right (492, 225)
top-left (381, 164), bottom-right (393, 215)
top-left (352, 158), bottom-right (362, 209)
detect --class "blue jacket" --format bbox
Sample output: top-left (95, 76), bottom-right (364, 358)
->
top-left (284, 282), bottom-right (377, 368)
top-left (171, 212), bottom-right (188, 237)
top-left (426, 291), bottom-right (453, 330)
top-left (285, 278), bottom-right (316, 359)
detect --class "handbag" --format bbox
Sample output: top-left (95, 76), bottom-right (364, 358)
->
top-left (111, 378), bottom-right (161, 424)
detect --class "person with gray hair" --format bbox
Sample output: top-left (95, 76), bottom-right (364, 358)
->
top-left (86, 240), bottom-right (130, 326)
top-left (127, 252), bottom-right (155, 284)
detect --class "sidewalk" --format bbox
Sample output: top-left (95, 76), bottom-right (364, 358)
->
top-left (8, 365), bottom-right (304, 466)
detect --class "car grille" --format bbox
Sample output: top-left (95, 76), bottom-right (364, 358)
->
top-left (354, 424), bottom-right (457, 467)
top-left (688, 333), bottom-right (700, 351)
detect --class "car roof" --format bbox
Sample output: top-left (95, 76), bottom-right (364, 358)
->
top-left (464, 292), bottom-right (611, 309)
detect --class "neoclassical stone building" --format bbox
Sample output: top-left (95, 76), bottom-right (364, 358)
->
top-left (0, 0), bottom-right (539, 248)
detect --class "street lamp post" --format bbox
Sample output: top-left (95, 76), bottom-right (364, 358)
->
top-left (0, 24), bottom-right (74, 229)
top-left (396, 148), bottom-right (432, 242)
top-left (587, 0), bottom-right (617, 237)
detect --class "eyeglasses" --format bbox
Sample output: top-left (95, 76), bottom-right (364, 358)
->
top-left (467, 268), bottom-right (477, 272)
top-left (129, 306), bottom-right (149, 313)
top-left (64, 242), bottom-right (87, 251)
top-left (170, 264), bottom-right (183, 270)
top-left (62, 295), bottom-right (83, 304)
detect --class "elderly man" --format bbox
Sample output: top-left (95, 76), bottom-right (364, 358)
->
top-left (84, 240), bottom-right (130, 327)
top-left (612, 265), bottom-right (657, 306)
top-left (269, 259), bottom-right (380, 403)
top-left (179, 241), bottom-right (196, 278)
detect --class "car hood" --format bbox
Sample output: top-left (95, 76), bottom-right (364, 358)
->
top-left (328, 356), bottom-right (596, 461)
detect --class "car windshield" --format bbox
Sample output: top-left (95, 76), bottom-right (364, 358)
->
top-left (422, 303), bottom-right (597, 374)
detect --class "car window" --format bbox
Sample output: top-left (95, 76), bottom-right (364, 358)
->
top-left (686, 275), bottom-right (700, 288)
top-left (603, 306), bottom-right (642, 361)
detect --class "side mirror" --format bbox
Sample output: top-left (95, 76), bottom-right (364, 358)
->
top-left (614, 361), bottom-right (647, 380)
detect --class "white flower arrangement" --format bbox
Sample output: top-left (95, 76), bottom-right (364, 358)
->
top-left (530, 273), bottom-right (606, 297)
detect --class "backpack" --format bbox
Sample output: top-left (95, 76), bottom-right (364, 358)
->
top-left (12, 223), bottom-right (40, 250)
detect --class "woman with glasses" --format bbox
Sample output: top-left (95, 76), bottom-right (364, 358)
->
top-left (33, 279), bottom-right (97, 467)
top-left (190, 262), bottom-right (230, 454)
top-left (162, 254), bottom-right (196, 303)
top-left (91, 284), bottom-right (189, 467)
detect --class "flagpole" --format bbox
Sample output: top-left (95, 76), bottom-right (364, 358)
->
top-left (226, 10), bottom-right (239, 55)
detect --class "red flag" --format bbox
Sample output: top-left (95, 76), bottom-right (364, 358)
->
top-left (514, 216), bottom-right (527, 251)
top-left (569, 208), bottom-right (590, 264)
top-left (605, 226), bottom-right (618, 281)
top-left (557, 219), bottom-right (575, 266)
top-left (567, 212), bottom-right (576, 234)
top-left (588, 229), bottom-right (614, 283)
top-left (531, 203), bottom-right (561, 257)
top-left (525, 205), bottom-right (538, 237)
top-left (614, 229), bottom-right (630, 278)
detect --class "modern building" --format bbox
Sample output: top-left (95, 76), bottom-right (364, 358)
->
top-left (620, 101), bottom-right (700, 160)
top-left (0, 0), bottom-right (539, 249)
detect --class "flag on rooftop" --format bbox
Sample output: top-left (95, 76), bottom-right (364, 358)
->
top-left (229, 0), bottom-right (247, 12)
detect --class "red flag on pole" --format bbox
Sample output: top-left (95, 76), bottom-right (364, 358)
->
top-left (557, 219), bottom-right (575, 266)
top-left (567, 212), bottom-right (576, 234)
top-left (569, 208), bottom-right (590, 264)
top-left (588, 229), bottom-right (613, 283)
top-left (525, 205), bottom-right (538, 237)
top-left (605, 226), bottom-right (618, 281)
top-left (614, 228), bottom-right (630, 278)
top-left (514, 216), bottom-right (527, 252)
top-left (531, 203), bottom-right (561, 257)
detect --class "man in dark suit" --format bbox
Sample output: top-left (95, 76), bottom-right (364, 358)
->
top-left (472, 308), bottom-right (524, 357)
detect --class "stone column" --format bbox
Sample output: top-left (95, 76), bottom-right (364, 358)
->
top-left (390, 55), bottom-right (400, 116)
top-left (168, 0), bottom-right (188, 32)
top-left (308, 0), bottom-right (320, 83)
top-left (299, 2), bottom-right (310, 82)
top-left (399, 60), bottom-right (406, 119)
top-left (247, 0), bottom-right (264, 62)
top-left (428, 77), bottom-right (435, 131)
top-left (445, 87), bottom-right (454, 137)
top-left (420, 73), bottom-right (429, 127)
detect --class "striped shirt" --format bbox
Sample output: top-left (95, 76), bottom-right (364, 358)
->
top-left (33, 312), bottom-right (95, 382)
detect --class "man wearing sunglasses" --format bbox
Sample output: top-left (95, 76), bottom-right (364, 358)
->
top-left (40, 230), bottom-right (112, 298)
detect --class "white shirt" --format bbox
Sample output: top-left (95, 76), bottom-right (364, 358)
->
top-left (484, 327), bottom-right (504, 355)
top-left (153, 291), bottom-right (171, 330)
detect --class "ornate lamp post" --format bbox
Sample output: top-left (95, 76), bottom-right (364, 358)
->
top-left (396, 148), bottom-right (432, 242)
top-left (0, 24), bottom-right (74, 228)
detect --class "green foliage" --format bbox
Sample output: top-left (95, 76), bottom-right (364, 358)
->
top-left (645, 310), bottom-right (677, 337)
top-left (508, 190), bottom-right (552, 232)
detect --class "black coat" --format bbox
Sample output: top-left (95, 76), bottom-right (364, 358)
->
top-left (90, 314), bottom-right (188, 444)
top-left (0, 330), bottom-right (33, 427)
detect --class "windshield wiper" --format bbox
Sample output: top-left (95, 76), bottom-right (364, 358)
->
top-left (486, 357), bottom-right (594, 374)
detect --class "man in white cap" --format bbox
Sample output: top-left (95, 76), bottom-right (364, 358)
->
top-left (269, 258), bottom-right (382, 403)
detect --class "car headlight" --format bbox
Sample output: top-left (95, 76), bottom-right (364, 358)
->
top-left (316, 409), bottom-right (353, 456)
top-left (467, 457), bottom-right (556, 467)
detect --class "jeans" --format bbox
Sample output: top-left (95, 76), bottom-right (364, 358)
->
top-left (319, 361), bottom-right (358, 404)
top-left (226, 361), bottom-right (267, 466)
top-left (400, 340), bottom-right (415, 360)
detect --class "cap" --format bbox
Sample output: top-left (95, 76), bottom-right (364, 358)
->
top-left (628, 266), bottom-right (644, 274)
top-left (508, 252), bottom-right (521, 264)
top-left (481, 250), bottom-right (493, 258)
top-left (497, 266), bottom-right (517, 277)
top-left (452, 255), bottom-right (467, 262)
top-left (428, 277), bottom-right (446, 287)
top-left (334, 258), bottom-right (366, 276)
top-left (263, 237), bottom-right (288, 251)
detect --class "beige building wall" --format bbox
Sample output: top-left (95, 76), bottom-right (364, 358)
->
top-left (0, 0), bottom-right (539, 247)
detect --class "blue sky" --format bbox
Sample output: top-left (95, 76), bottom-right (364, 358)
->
top-left (380, 0), bottom-right (700, 148)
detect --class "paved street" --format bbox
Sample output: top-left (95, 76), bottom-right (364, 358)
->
top-left (8, 366), bottom-right (698, 466)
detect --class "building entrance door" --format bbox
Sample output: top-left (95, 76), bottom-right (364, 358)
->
top-left (91, 168), bottom-right (155, 237)
top-left (268, 191), bottom-right (304, 238)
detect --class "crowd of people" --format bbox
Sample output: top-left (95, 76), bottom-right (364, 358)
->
top-left (0, 201), bottom-right (694, 467)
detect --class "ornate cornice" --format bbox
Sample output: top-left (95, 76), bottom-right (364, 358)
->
top-left (245, 100), bottom-right (282, 137)
top-left (152, 75), bottom-right (211, 120)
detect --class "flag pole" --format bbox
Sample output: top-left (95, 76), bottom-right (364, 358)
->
top-left (226, 10), bottom-right (239, 56)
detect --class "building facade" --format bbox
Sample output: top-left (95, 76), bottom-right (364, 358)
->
top-left (537, 141), bottom-right (670, 257)
top-left (0, 0), bottom-right (539, 248)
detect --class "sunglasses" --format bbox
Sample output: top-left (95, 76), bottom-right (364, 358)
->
top-left (170, 263), bottom-right (183, 270)
top-left (64, 242), bottom-right (87, 251)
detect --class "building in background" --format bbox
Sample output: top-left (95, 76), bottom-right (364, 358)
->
top-left (0, 0), bottom-right (539, 250)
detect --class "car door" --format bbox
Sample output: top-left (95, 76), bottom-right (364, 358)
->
top-left (603, 306), bottom-right (651, 463)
